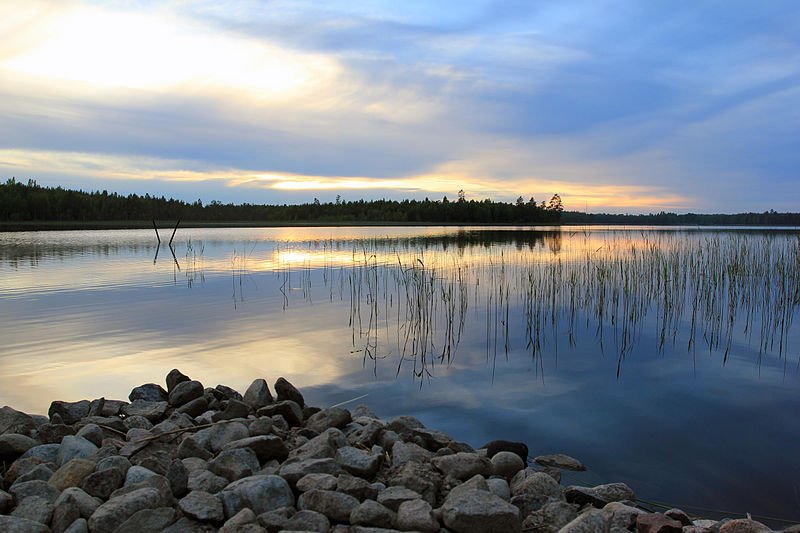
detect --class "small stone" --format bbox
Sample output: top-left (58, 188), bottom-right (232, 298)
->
top-left (123, 416), bottom-right (154, 431)
top-left (299, 488), bottom-right (360, 523)
top-left (37, 423), bottom-right (75, 444)
top-left (486, 477), bottom-right (511, 501)
top-left (256, 507), bottom-right (293, 531)
top-left (209, 447), bottom-right (260, 482)
top-left (125, 465), bottom-right (158, 486)
top-left (491, 451), bottom-right (525, 478)
top-left (391, 440), bottom-right (433, 467)
top-left (129, 384), bottom-right (168, 403)
top-left (350, 499), bottom-right (396, 528)
top-left (96, 454), bottom-right (132, 474)
top-left (13, 464), bottom-right (55, 485)
top-left (53, 487), bottom-right (102, 519)
top-left (396, 498), bottom-right (440, 533)
top-left (636, 513), bottom-right (683, 533)
top-left (180, 490), bottom-right (225, 522)
top-left (64, 518), bottom-right (89, 533)
top-left (49, 458), bottom-right (96, 490)
top-left (285, 510), bottom-right (331, 532)
top-left (335, 445), bottom-right (383, 479)
top-left (483, 439), bottom-right (529, 461)
top-left (523, 500), bottom-right (579, 532)
top-left (0, 488), bottom-right (12, 513)
top-left (219, 508), bottom-right (257, 532)
top-left (177, 436), bottom-right (214, 460)
top-left (243, 379), bottom-right (273, 410)
top-left (297, 473), bottom-right (339, 492)
top-left (169, 380), bottom-right (204, 407)
top-left (194, 421), bottom-right (250, 453)
top-left (114, 507), bottom-right (179, 533)
top-left (48, 400), bottom-right (91, 425)
top-left (166, 369), bottom-right (191, 393)
top-left (663, 508), bottom-right (692, 526)
top-left (387, 460), bottom-right (441, 506)
top-left (441, 488), bottom-right (522, 533)
top-left (11, 495), bottom-right (54, 525)
top-left (166, 458), bottom-right (189, 497)
top-left (279, 457), bottom-right (344, 485)
top-left (247, 417), bottom-right (273, 437)
top-left (377, 486), bottom-right (423, 512)
top-left (604, 501), bottom-right (645, 530)
top-left (257, 400), bottom-right (303, 427)
top-left (534, 453), bottom-right (587, 471)
top-left (274, 377), bottom-right (305, 407)
top-left (337, 473), bottom-right (379, 501)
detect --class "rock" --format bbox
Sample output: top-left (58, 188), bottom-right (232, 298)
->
top-left (53, 487), bottom-right (102, 519)
top-left (194, 421), bottom-right (250, 453)
top-left (177, 436), bottom-right (214, 460)
top-left (0, 515), bottom-right (51, 533)
top-left (274, 377), bottom-right (305, 407)
top-left (257, 401), bottom-right (303, 427)
top-left (222, 435), bottom-right (289, 463)
top-left (243, 379), bottom-right (273, 410)
top-left (636, 513), bottom-right (683, 533)
top-left (391, 441), bottom-right (433, 467)
top-left (188, 469), bottom-right (230, 494)
top-left (0, 406), bottom-right (37, 436)
top-left (664, 508), bottom-right (692, 527)
top-left (377, 486), bottom-right (423, 512)
top-left (165, 458), bottom-right (189, 498)
top-left (13, 464), bottom-right (55, 485)
top-left (125, 465), bottom-right (158, 485)
top-left (335, 446), bottom-right (383, 479)
top-left (247, 417), bottom-right (273, 437)
top-left (218, 508), bottom-right (257, 532)
top-left (396, 498), bottom-right (439, 533)
top-left (161, 517), bottom-right (217, 532)
top-left (718, 518), bottom-right (772, 533)
top-left (560, 508), bottom-right (611, 532)
top-left (565, 483), bottom-right (635, 507)
top-left (432, 452), bottom-right (492, 480)
top-left (1, 488), bottom-right (12, 512)
top-left (510, 470), bottom-right (561, 499)
top-left (48, 400), bottom-right (91, 425)
top-left (179, 490), bottom-right (225, 522)
top-left (209, 448), bottom-right (260, 482)
top-left (483, 440), bottom-right (529, 461)
top-left (129, 384), bottom-right (168, 403)
top-left (491, 451), bottom-right (525, 478)
top-left (441, 488), bottom-right (522, 533)
top-left (350, 499), bottom-right (396, 528)
top-left (534, 453), bottom-right (587, 471)
top-left (37, 423), bottom-right (75, 444)
top-left (11, 495), bottom-right (54, 525)
top-left (9, 479), bottom-right (61, 504)
top-left (121, 400), bottom-right (168, 422)
top-left (306, 407), bottom-right (351, 433)
top-left (337, 473), bottom-right (379, 501)
top-left (218, 474), bottom-right (294, 517)
top-left (80, 467), bottom-right (125, 499)
top-left (290, 428), bottom-right (348, 461)
top-left (51, 495), bottom-right (82, 533)
top-left (166, 369), bottom-right (191, 392)
top-left (88, 486), bottom-right (171, 533)
top-left (285, 509), bottom-right (331, 532)
top-left (297, 473), bottom-right (339, 492)
top-left (64, 518), bottom-right (89, 533)
top-left (20, 444), bottom-right (60, 464)
top-left (279, 457), bottom-right (344, 485)
top-left (176, 397), bottom-right (209, 417)
top-left (49, 458), bottom-right (96, 490)
top-left (486, 478), bottom-right (511, 501)
top-left (522, 500), bottom-right (579, 532)
top-left (123, 416), bottom-right (154, 431)
top-left (0, 433), bottom-right (39, 459)
top-left (347, 420), bottom-right (386, 448)
top-left (212, 400), bottom-right (251, 422)
top-left (604, 501), bottom-right (646, 530)
top-left (256, 507), bottom-right (293, 531)
top-left (387, 460), bottom-right (442, 506)
top-left (73, 424), bottom-right (103, 448)
top-left (114, 507), bottom-right (179, 533)
top-left (169, 380), bottom-right (204, 407)
top-left (299, 488), bottom-right (360, 523)
top-left (88, 398), bottom-right (127, 418)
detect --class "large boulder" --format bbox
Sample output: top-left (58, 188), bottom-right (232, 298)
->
top-left (87, 487), bottom-right (171, 533)
top-left (128, 384), bottom-right (168, 403)
top-left (217, 475), bottom-right (294, 518)
top-left (565, 482), bottom-right (635, 507)
top-left (441, 488), bottom-right (522, 533)
top-left (274, 377), bottom-right (305, 407)
top-left (431, 452), bottom-right (492, 480)
top-left (242, 379), bottom-right (273, 410)
top-left (534, 453), bottom-right (586, 471)
top-left (299, 489), bottom-right (360, 523)
top-left (0, 406), bottom-right (37, 436)
top-left (48, 400), bottom-right (91, 425)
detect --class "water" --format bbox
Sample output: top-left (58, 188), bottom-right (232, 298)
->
top-left (1, 226), bottom-right (799, 524)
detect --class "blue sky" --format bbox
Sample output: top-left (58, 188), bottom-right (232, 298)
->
top-left (1, 0), bottom-right (798, 212)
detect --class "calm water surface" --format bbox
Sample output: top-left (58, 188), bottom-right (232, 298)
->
top-left (1, 226), bottom-right (799, 524)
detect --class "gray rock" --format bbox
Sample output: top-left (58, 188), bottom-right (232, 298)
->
top-left (211, 400), bottom-right (251, 422)
top-left (0, 406), bottom-right (38, 436)
top-left (125, 465), bottom-right (158, 486)
top-left (180, 490), bottom-right (225, 522)
top-left (1, 488), bottom-right (12, 513)
top-left (391, 441), bottom-right (433, 467)
top-left (243, 379), bottom-right (273, 410)
top-left (445, 474), bottom-right (490, 502)
top-left (177, 436), bottom-right (214, 460)
top-left (218, 474), bottom-right (294, 517)
top-left (256, 401), bottom-right (303, 427)
top-left (297, 473), bottom-right (339, 492)
top-left (169, 380), bottom-right (204, 407)
top-left (511, 470), bottom-right (562, 499)
top-left (209, 447), bottom-right (260, 481)
top-left (49, 458), bottom-right (96, 490)
top-left (129, 384), bottom-right (168, 403)
top-left (289, 428), bottom-right (348, 461)
top-left (559, 508), bottom-right (611, 533)
top-left (305, 407), bottom-right (351, 433)
top-left (483, 440), bottom-right (529, 462)
top-left (718, 518), bottom-right (772, 533)
top-left (299, 488), bottom-right (360, 523)
top-left (0, 515), bottom-right (51, 533)
top-left (534, 453), bottom-right (587, 471)
top-left (165, 457), bottom-right (189, 497)
top-left (53, 487), bottom-right (102, 519)
top-left (432, 452), bottom-right (492, 480)
top-left (182, 457), bottom-right (209, 472)
top-left (255, 507), bottom-right (293, 531)
top-left (177, 397), bottom-right (209, 417)
top-left (166, 369), bottom-right (191, 393)
top-left (346, 420), bottom-right (385, 448)
top-left (664, 508), bottom-right (692, 527)
top-left (377, 486), bottom-right (423, 512)
top-left (274, 377), bottom-right (305, 407)
top-left (510, 492), bottom-right (552, 517)
top-left (337, 473), bottom-right (379, 501)
top-left (80, 467), bottom-right (125, 499)
top-left (9, 479), bottom-right (61, 504)
top-left (121, 400), bottom-right (168, 421)
top-left (522, 500), bottom-right (579, 532)
top-left (386, 415), bottom-right (425, 438)
top-left (12, 463), bottom-right (54, 485)
top-left (441, 489), bottom-right (522, 533)
top-left (218, 508), bottom-right (257, 532)
top-left (64, 518), bottom-right (89, 533)
top-left (396, 498), bottom-right (439, 532)
top-left (214, 384), bottom-right (244, 402)
top-left (410, 427), bottom-right (454, 451)
top-left (114, 507), bottom-right (179, 533)
top-left (285, 510), bottom-right (331, 532)
top-left (387, 460), bottom-right (441, 505)
top-left (48, 400), bottom-right (91, 425)
top-left (486, 478), bottom-right (511, 501)
top-left (350, 499), bottom-right (396, 528)
top-left (246, 417), bottom-right (273, 437)
top-left (96, 454), bottom-right (131, 474)
top-left (11, 495), bottom-right (54, 525)
top-left (0, 433), bottom-right (39, 458)
top-left (109, 475), bottom-right (174, 508)
top-left (88, 487), bottom-right (170, 533)
top-left (604, 502), bottom-right (646, 530)
top-left (491, 451), bottom-right (525, 478)
top-left (75, 424), bottom-right (104, 447)
top-left (279, 457), bottom-right (344, 485)
top-left (161, 517), bottom-right (217, 532)
top-left (123, 416), bottom-right (154, 431)
top-left (189, 469), bottom-right (230, 494)
top-left (194, 421), bottom-right (250, 453)
top-left (335, 446), bottom-right (383, 479)
top-left (378, 429), bottom-right (399, 451)
top-left (222, 435), bottom-right (289, 463)
top-left (20, 443), bottom-right (60, 463)
top-left (37, 423), bottom-right (75, 444)
top-left (564, 483), bottom-right (635, 507)
top-left (88, 398), bottom-right (127, 418)
top-left (51, 492), bottom-right (82, 532)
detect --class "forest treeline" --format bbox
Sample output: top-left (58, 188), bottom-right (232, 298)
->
top-left (561, 210), bottom-right (800, 226)
top-left (0, 179), bottom-right (563, 224)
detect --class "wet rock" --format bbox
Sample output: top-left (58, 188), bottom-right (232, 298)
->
top-left (0, 515), bottom-right (51, 533)
top-left (560, 508), bottom-right (611, 532)
top-left (279, 457), bottom-right (344, 485)
top-left (0, 406), bottom-right (38, 436)
top-left (114, 507), bottom-right (179, 533)
top-left (188, 469), bottom-right (230, 494)
top-left (297, 472), bottom-right (339, 492)
top-left (222, 435), bottom-right (289, 463)
top-left (534, 453), bottom-right (587, 472)
top-left (299, 488), bottom-right (360, 523)
top-left (257, 400), bottom-right (303, 427)
top-left (9, 479), bottom-right (61, 504)
top-left (636, 513), bottom-right (683, 533)
top-left (491, 451), bottom-right (525, 478)
top-left (218, 474), bottom-right (294, 517)
top-left (48, 400), bottom-right (91, 425)
top-left (306, 407), bottom-right (352, 433)
top-left (121, 400), bottom-right (168, 422)
top-left (11, 495), bottom-right (54, 525)
top-left (377, 486), bottom-right (423, 512)
top-left (350, 499), bottom-right (396, 528)
top-left (274, 377), bottom-right (305, 407)
top-left (441, 488), bottom-right (522, 533)
top-left (483, 440), bottom-right (529, 462)
top-left (565, 482), bottom-right (635, 507)
top-left (179, 490), bottom-right (225, 522)
top-left (243, 379), bottom-right (273, 410)
top-left (391, 441), bottom-right (433, 467)
top-left (49, 458), bottom-right (96, 490)
top-left (718, 518), bottom-right (772, 533)
top-left (335, 445), bottom-right (383, 479)
top-left (285, 509), bottom-right (331, 532)
top-left (129, 384), bottom-right (168, 403)
top-left (169, 380), bottom-right (204, 408)
top-left (396, 498), bottom-right (439, 532)
top-left (80, 467), bottom-right (125, 500)
top-left (209, 447), bottom-right (260, 482)
top-left (37, 423), bottom-right (75, 444)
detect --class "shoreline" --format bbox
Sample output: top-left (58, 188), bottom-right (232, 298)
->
top-left (0, 371), bottom-right (795, 532)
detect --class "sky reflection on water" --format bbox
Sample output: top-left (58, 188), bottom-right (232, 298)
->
top-left (1, 226), bottom-right (799, 524)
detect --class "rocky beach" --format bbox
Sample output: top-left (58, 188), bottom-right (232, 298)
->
top-left (0, 370), bottom-right (795, 533)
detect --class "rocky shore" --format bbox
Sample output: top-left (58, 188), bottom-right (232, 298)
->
top-left (0, 370), bottom-right (796, 533)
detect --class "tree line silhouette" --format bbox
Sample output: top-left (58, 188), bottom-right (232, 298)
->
top-left (0, 179), bottom-right (563, 225)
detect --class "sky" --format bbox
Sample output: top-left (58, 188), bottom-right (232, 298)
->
top-left (1, 1), bottom-right (799, 213)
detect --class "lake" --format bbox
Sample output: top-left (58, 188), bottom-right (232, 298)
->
top-left (1, 225), bottom-right (799, 525)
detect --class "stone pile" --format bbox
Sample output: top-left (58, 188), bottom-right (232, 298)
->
top-left (0, 370), bottom-right (795, 533)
